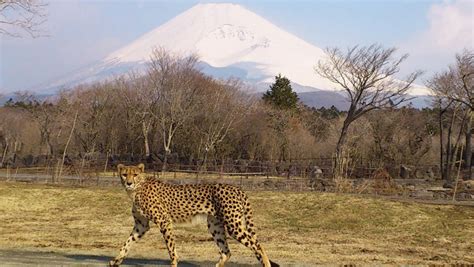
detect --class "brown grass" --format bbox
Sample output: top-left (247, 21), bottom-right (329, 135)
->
top-left (0, 181), bottom-right (473, 265)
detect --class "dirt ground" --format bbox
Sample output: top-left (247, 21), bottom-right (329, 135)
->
top-left (0, 181), bottom-right (473, 265)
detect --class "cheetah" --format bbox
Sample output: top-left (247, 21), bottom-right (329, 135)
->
top-left (109, 163), bottom-right (279, 267)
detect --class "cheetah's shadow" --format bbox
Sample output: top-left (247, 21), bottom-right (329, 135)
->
top-left (65, 254), bottom-right (258, 266)
top-left (65, 254), bottom-right (193, 266)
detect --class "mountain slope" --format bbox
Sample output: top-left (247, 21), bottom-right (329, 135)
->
top-left (102, 3), bottom-right (335, 90)
top-left (39, 3), bottom-right (431, 99)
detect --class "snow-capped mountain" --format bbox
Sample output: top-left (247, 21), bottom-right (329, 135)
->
top-left (39, 3), bottom-right (430, 100)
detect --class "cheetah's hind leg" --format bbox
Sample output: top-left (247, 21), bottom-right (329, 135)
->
top-left (224, 217), bottom-right (277, 267)
top-left (207, 215), bottom-right (231, 267)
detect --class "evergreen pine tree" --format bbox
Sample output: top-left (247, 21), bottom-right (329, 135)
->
top-left (4, 98), bottom-right (14, 107)
top-left (262, 74), bottom-right (299, 110)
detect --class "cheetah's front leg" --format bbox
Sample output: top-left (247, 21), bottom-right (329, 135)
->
top-left (109, 215), bottom-right (150, 266)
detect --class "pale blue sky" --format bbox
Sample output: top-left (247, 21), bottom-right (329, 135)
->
top-left (1, 0), bottom-right (473, 93)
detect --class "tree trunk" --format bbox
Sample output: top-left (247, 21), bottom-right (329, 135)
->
top-left (162, 134), bottom-right (171, 173)
top-left (58, 111), bottom-right (78, 183)
top-left (161, 125), bottom-right (174, 173)
top-left (446, 121), bottom-right (453, 182)
top-left (439, 109), bottom-right (446, 181)
top-left (142, 121), bottom-right (150, 159)
top-left (41, 131), bottom-right (53, 158)
top-left (445, 109), bottom-right (458, 183)
top-left (46, 140), bottom-right (53, 158)
top-left (162, 150), bottom-right (169, 172)
top-left (334, 118), bottom-right (351, 178)
top-left (1, 142), bottom-right (8, 168)
top-left (464, 109), bottom-right (472, 179)
top-left (201, 148), bottom-right (209, 173)
top-left (104, 150), bottom-right (110, 173)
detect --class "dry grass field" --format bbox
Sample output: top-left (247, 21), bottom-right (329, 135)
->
top-left (0, 181), bottom-right (473, 265)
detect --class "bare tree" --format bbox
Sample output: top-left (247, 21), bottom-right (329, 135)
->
top-left (146, 48), bottom-right (203, 171)
top-left (315, 44), bottom-right (421, 176)
top-left (13, 91), bottom-right (59, 157)
top-left (435, 50), bottom-right (474, 108)
top-left (429, 50), bottom-right (474, 180)
top-left (118, 75), bottom-right (155, 159)
top-left (0, 106), bottom-right (33, 167)
top-left (56, 110), bottom-right (77, 182)
top-left (68, 84), bottom-right (116, 163)
top-left (437, 100), bottom-right (466, 183)
top-left (195, 78), bottom-right (250, 169)
top-left (366, 108), bottom-right (433, 168)
top-left (0, 0), bottom-right (47, 38)
top-left (430, 50), bottom-right (474, 177)
top-left (0, 112), bottom-right (16, 167)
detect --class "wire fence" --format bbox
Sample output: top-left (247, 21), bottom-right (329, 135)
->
top-left (2, 156), bottom-right (474, 204)
top-left (0, 156), bottom-right (442, 187)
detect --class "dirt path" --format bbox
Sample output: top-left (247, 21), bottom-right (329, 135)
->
top-left (0, 250), bottom-right (261, 266)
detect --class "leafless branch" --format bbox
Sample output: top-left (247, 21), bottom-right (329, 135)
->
top-left (0, 0), bottom-right (48, 38)
top-left (316, 44), bottom-right (421, 122)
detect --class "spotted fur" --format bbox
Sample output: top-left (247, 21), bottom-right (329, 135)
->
top-left (109, 163), bottom-right (278, 267)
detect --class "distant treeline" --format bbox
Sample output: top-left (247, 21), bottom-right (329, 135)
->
top-left (0, 47), bottom-right (472, 182)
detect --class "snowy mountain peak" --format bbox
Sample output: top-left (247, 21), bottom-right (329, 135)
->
top-left (102, 2), bottom-right (334, 90)
top-left (41, 3), bottom-right (430, 97)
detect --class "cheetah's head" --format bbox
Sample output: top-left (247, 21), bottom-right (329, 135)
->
top-left (117, 163), bottom-right (145, 190)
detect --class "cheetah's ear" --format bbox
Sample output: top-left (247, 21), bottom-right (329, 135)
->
top-left (137, 163), bottom-right (145, 173)
top-left (117, 164), bottom-right (124, 173)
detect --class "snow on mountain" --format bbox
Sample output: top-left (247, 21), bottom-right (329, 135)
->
top-left (39, 3), bottom-right (431, 97)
